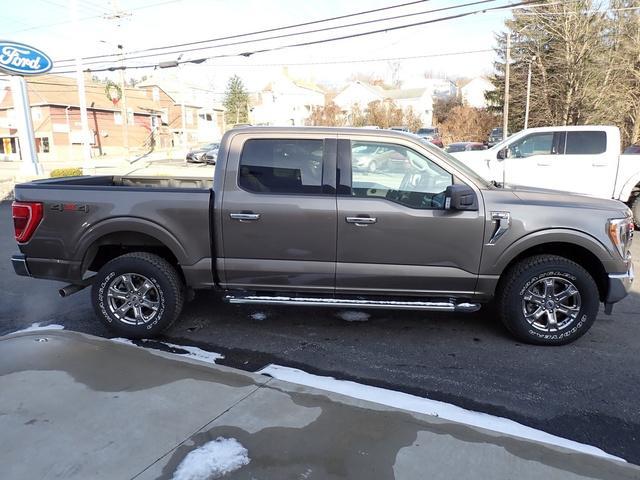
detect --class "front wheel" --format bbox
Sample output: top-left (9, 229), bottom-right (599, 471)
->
top-left (497, 255), bottom-right (599, 345)
top-left (631, 196), bottom-right (640, 228)
top-left (92, 252), bottom-right (184, 338)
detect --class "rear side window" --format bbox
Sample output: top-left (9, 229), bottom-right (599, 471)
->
top-left (239, 139), bottom-right (324, 194)
top-left (565, 131), bottom-right (607, 154)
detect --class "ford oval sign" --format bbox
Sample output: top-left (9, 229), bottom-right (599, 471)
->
top-left (0, 41), bottom-right (53, 76)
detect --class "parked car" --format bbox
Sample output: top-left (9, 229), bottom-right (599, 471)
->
top-left (416, 127), bottom-right (444, 148)
top-left (202, 147), bottom-right (219, 165)
top-left (624, 143), bottom-right (640, 154)
top-left (352, 143), bottom-right (406, 172)
top-left (451, 125), bottom-right (640, 223)
top-left (487, 127), bottom-right (503, 147)
top-left (445, 142), bottom-right (487, 153)
top-left (11, 127), bottom-right (633, 345)
top-left (186, 142), bottom-right (219, 163)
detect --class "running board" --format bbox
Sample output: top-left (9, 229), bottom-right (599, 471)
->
top-left (223, 294), bottom-right (481, 312)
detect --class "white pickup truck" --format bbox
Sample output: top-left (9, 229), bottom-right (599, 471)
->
top-left (452, 125), bottom-right (640, 222)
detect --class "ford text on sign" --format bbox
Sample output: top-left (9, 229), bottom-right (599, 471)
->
top-left (0, 41), bottom-right (53, 75)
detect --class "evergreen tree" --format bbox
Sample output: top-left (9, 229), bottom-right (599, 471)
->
top-left (223, 75), bottom-right (250, 125)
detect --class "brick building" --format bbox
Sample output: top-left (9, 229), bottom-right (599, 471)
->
top-left (0, 74), bottom-right (179, 161)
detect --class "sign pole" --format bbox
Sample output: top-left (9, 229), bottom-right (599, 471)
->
top-left (10, 76), bottom-right (42, 176)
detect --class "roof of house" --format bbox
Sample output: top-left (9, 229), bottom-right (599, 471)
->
top-left (339, 81), bottom-right (427, 101)
top-left (0, 74), bottom-right (166, 114)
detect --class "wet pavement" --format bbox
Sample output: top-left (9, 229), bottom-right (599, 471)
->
top-left (1, 329), bottom-right (638, 480)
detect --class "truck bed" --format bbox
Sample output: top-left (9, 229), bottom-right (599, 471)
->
top-left (13, 175), bottom-right (214, 287)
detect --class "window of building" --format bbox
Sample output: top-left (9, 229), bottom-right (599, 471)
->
top-left (114, 112), bottom-right (123, 125)
top-left (565, 131), bottom-right (607, 155)
top-left (239, 139), bottom-right (324, 194)
top-left (127, 108), bottom-right (134, 125)
top-left (350, 141), bottom-right (453, 209)
top-left (152, 87), bottom-right (160, 102)
top-left (35, 137), bottom-right (50, 153)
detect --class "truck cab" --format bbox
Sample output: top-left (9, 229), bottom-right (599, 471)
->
top-left (453, 126), bottom-right (640, 211)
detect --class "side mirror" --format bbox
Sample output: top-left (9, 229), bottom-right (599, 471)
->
top-left (445, 184), bottom-right (478, 211)
top-left (497, 148), bottom-right (510, 160)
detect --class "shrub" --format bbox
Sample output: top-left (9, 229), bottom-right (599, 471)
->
top-left (50, 167), bottom-right (83, 178)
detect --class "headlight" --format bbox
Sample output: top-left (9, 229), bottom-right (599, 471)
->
top-left (607, 216), bottom-right (634, 258)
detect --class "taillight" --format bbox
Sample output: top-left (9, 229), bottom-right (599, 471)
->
top-left (12, 201), bottom-right (43, 243)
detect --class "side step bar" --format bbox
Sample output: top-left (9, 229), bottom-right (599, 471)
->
top-left (223, 295), bottom-right (481, 313)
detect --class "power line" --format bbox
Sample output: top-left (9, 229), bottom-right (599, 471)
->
top-left (58, 0), bottom-right (501, 69)
top-left (48, 0), bottom-right (542, 75)
top-left (53, 0), bottom-right (434, 64)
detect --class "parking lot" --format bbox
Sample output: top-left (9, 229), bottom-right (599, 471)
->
top-left (2, 199), bottom-right (639, 463)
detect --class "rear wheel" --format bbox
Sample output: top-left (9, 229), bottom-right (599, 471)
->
top-left (368, 160), bottom-right (378, 173)
top-left (497, 255), bottom-right (599, 345)
top-left (92, 252), bottom-right (184, 338)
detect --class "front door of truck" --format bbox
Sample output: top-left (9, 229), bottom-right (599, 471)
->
top-left (220, 134), bottom-right (337, 292)
top-left (335, 136), bottom-right (485, 296)
top-left (500, 131), bottom-right (563, 190)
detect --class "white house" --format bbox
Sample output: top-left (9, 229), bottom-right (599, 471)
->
top-left (251, 69), bottom-right (325, 126)
top-left (334, 81), bottom-right (433, 127)
top-left (460, 77), bottom-right (495, 109)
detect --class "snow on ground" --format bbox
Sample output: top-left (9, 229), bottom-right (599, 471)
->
top-left (8, 323), bottom-right (65, 334)
top-left (172, 437), bottom-right (250, 480)
top-left (156, 341), bottom-right (224, 364)
top-left (258, 364), bottom-right (625, 462)
top-left (336, 310), bottom-right (370, 322)
top-left (250, 312), bottom-right (267, 321)
top-left (108, 338), bottom-right (223, 364)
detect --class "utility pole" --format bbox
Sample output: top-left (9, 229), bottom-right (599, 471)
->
top-left (69, 0), bottom-right (92, 171)
top-left (524, 55), bottom-right (535, 130)
top-left (104, 0), bottom-right (131, 159)
top-left (502, 33), bottom-right (511, 141)
top-left (118, 44), bottom-right (129, 158)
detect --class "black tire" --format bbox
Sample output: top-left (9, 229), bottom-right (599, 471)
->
top-left (91, 252), bottom-right (184, 338)
top-left (631, 196), bottom-right (640, 228)
top-left (497, 255), bottom-right (599, 346)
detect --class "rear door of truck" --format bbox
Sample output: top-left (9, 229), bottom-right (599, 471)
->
top-left (219, 132), bottom-right (337, 293)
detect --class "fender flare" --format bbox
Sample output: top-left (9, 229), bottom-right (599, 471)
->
top-left (617, 173), bottom-right (640, 204)
top-left (486, 228), bottom-right (615, 275)
top-left (74, 216), bottom-right (189, 268)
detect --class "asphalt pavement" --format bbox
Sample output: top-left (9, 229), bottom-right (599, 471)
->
top-left (1, 200), bottom-right (639, 464)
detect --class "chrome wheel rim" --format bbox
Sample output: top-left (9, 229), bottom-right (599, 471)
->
top-left (106, 273), bottom-right (160, 325)
top-left (522, 276), bottom-right (581, 333)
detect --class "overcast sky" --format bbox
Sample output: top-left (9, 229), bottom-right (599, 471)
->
top-left (2, 0), bottom-right (514, 92)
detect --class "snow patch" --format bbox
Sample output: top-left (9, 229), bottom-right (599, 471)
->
top-left (109, 337), bottom-right (136, 345)
top-left (172, 437), bottom-right (250, 480)
top-left (10, 323), bottom-right (65, 334)
top-left (337, 310), bottom-right (370, 322)
top-left (107, 338), bottom-right (223, 364)
top-left (258, 364), bottom-right (625, 462)
top-left (250, 312), bottom-right (267, 321)
top-left (158, 341), bottom-right (224, 364)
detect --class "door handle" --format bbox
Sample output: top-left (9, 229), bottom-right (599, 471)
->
top-left (592, 162), bottom-right (607, 167)
top-left (346, 216), bottom-right (377, 226)
top-left (230, 212), bottom-right (260, 221)
top-left (536, 161), bottom-right (551, 166)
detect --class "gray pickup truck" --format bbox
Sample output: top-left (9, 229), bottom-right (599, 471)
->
top-left (11, 127), bottom-right (634, 345)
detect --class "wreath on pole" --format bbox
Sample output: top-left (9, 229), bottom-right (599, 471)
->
top-left (105, 81), bottom-right (122, 106)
